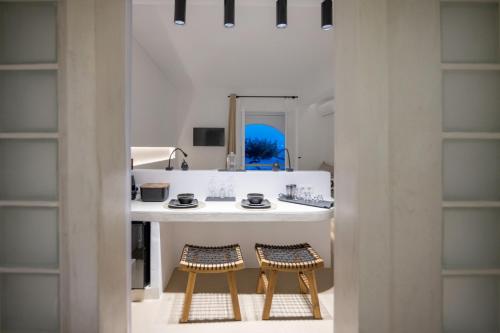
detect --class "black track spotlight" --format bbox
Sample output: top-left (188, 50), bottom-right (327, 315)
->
top-left (321, 0), bottom-right (333, 30)
top-left (276, 0), bottom-right (287, 29)
top-left (174, 0), bottom-right (186, 25)
top-left (224, 0), bottom-right (235, 28)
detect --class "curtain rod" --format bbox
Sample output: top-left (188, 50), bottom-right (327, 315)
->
top-left (228, 95), bottom-right (299, 99)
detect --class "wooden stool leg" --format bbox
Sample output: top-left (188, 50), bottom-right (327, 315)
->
top-left (262, 270), bottom-right (278, 320)
top-left (298, 271), bottom-right (308, 294)
top-left (256, 269), bottom-right (266, 294)
top-left (306, 271), bottom-right (322, 319)
top-left (180, 272), bottom-right (197, 323)
top-left (226, 271), bottom-right (242, 321)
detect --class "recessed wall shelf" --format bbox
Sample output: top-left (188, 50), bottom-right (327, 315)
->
top-left (443, 140), bottom-right (500, 201)
top-left (443, 208), bottom-right (500, 270)
top-left (443, 276), bottom-right (500, 333)
top-left (0, 133), bottom-right (59, 139)
top-left (0, 2), bottom-right (62, 331)
top-left (443, 269), bottom-right (500, 276)
top-left (440, 0), bottom-right (500, 331)
top-left (0, 273), bottom-right (60, 332)
top-left (443, 132), bottom-right (500, 140)
top-left (0, 63), bottom-right (58, 71)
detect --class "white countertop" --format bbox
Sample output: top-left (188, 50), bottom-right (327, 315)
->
top-left (130, 198), bottom-right (334, 222)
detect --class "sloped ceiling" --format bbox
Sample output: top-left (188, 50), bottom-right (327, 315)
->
top-left (133, 0), bottom-right (334, 95)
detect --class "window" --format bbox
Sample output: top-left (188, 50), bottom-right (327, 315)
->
top-left (244, 113), bottom-right (286, 170)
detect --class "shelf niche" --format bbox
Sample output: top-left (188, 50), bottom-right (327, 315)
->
top-left (441, 2), bottom-right (500, 63)
top-left (443, 140), bottom-right (500, 201)
top-left (0, 207), bottom-right (58, 269)
top-left (443, 276), bottom-right (500, 333)
top-left (0, 2), bottom-right (57, 64)
top-left (443, 70), bottom-right (500, 132)
top-left (0, 273), bottom-right (59, 333)
top-left (0, 139), bottom-right (58, 201)
top-left (443, 208), bottom-right (500, 270)
top-left (0, 70), bottom-right (58, 132)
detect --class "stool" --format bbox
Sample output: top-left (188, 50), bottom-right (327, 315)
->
top-left (178, 244), bottom-right (244, 323)
top-left (255, 243), bottom-right (324, 320)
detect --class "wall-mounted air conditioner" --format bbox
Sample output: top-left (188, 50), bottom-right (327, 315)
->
top-left (316, 98), bottom-right (335, 117)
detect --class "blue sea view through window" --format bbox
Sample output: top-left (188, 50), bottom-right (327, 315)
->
top-left (245, 124), bottom-right (285, 170)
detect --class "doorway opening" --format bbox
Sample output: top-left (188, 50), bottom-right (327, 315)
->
top-left (129, 1), bottom-right (335, 331)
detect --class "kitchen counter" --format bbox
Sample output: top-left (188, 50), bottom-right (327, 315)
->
top-left (131, 198), bottom-right (334, 222)
top-left (130, 170), bottom-right (334, 298)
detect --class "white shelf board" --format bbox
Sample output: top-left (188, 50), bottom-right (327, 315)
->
top-left (0, 200), bottom-right (59, 208)
top-left (0, 63), bottom-right (58, 71)
top-left (443, 132), bottom-right (500, 140)
top-left (0, 132), bottom-right (59, 139)
top-left (443, 269), bottom-right (500, 276)
top-left (443, 201), bottom-right (500, 208)
top-left (0, 266), bottom-right (59, 275)
top-left (442, 63), bottom-right (500, 71)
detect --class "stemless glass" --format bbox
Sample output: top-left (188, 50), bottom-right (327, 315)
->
top-left (208, 178), bottom-right (216, 198)
top-left (219, 183), bottom-right (226, 198)
top-left (297, 187), bottom-right (305, 200)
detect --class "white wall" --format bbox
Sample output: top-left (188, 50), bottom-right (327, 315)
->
top-left (131, 39), bottom-right (178, 148)
top-left (133, 84), bottom-right (335, 171)
top-left (298, 103), bottom-right (335, 170)
top-left (297, 71), bottom-right (335, 171)
top-left (174, 88), bottom-right (228, 170)
top-left (131, 32), bottom-right (334, 172)
top-left (173, 88), bottom-right (302, 170)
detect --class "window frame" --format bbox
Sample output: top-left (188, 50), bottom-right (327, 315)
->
top-left (240, 109), bottom-right (288, 170)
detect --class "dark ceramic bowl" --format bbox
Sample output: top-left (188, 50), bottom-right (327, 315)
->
top-left (177, 193), bottom-right (194, 204)
top-left (247, 193), bottom-right (264, 204)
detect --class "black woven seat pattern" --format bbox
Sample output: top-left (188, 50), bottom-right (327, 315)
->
top-left (255, 243), bottom-right (316, 264)
top-left (182, 244), bottom-right (241, 266)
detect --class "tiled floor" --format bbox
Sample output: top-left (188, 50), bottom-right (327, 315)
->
top-left (132, 268), bottom-right (334, 333)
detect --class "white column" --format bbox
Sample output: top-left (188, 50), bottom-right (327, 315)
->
top-left (334, 0), bottom-right (442, 332)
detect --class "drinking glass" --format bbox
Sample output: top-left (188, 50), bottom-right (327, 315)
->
top-left (208, 178), bottom-right (217, 197)
top-left (297, 187), bottom-right (305, 200)
top-left (227, 183), bottom-right (235, 198)
top-left (305, 187), bottom-right (313, 202)
top-left (218, 182), bottom-right (226, 198)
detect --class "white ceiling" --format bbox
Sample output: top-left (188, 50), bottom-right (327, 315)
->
top-left (132, 0), bottom-right (334, 95)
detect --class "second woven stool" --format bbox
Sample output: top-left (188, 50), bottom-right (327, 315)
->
top-left (178, 244), bottom-right (244, 323)
top-left (255, 243), bottom-right (324, 320)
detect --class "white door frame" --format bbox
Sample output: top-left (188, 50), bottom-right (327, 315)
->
top-left (61, 1), bottom-right (443, 332)
top-left (62, 0), bottom-right (131, 332)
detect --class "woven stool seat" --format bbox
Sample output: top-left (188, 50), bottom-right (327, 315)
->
top-left (255, 243), bottom-right (324, 271)
top-left (178, 244), bottom-right (244, 323)
top-left (179, 244), bottom-right (244, 272)
top-left (255, 242), bottom-right (324, 320)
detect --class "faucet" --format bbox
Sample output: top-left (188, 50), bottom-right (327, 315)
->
top-left (280, 148), bottom-right (294, 172)
top-left (165, 147), bottom-right (188, 170)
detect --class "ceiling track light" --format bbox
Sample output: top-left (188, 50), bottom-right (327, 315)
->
top-left (276, 0), bottom-right (287, 29)
top-left (321, 0), bottom-right (333, 30)
top-left (224, 0), bottom-right (235, 28)
top-left (174, 0), bottom-right (186, 25)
